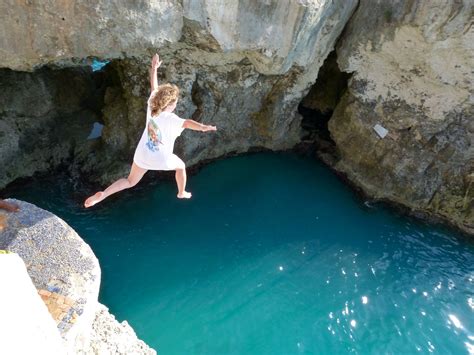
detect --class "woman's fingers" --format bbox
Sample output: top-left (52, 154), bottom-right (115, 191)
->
top-left (152, 54), bottom-right (160, 67)
top-left (153, 54), bottom-right (162, 67)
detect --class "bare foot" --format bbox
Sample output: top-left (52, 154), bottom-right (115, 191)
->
top-left (0, 200), bottom-right (19, 212)
top-left (177, 191), bottom-right (192, 199)
top-left (0, 215), bottom-right (6, 231)
top-left (84, 192), bottom-right (105, 208)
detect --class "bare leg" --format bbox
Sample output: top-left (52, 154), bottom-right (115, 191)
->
top-left (171, 155), bottom-right (191, 199)
top-left (84, 163), bottom-right (147, 208)
top-left (175, 168), bottom-right (191, 199)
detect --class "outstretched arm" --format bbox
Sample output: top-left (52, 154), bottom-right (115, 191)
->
top-left (149, 54), bottom-right (162, 92)
top-left (183, 119), bottom-right (217, 132)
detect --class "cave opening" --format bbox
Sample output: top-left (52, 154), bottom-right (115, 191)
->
top-left (0, 59), bottom-right (120, 190)
top-left (298, 50), bottom-right (350, 162)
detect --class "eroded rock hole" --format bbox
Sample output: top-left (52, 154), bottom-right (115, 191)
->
top-left (298, 50), bottom-right (350, 161)
top-left (0, 60), bottom-right (118, 189)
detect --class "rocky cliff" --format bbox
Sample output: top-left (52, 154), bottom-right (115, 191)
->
top-left (328, 0), bottom-right (473, 234)
top-left (0, 0), bottom-right (357, 184)
top-left (0, 199), bottom-right (155, 354)
top-left (0, 0), bottom-right (472, 234)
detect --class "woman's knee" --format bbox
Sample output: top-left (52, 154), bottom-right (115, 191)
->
top-left (127, 177), bottom-right (140, 188)
top-left (126, 164), bottom-right (146, 187)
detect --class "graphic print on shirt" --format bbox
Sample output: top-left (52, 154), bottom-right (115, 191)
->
top-left (146, 119), bottom-right (163, 152)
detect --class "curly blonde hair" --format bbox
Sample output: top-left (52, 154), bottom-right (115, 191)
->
top-left (149, 84), bottom-right (180, 116)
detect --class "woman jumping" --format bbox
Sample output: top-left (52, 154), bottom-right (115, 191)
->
top-left (84, 54), bottom-right (216, 207)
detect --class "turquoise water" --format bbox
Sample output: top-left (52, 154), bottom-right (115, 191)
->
top-left (6, 152), bottom-right (474, 354)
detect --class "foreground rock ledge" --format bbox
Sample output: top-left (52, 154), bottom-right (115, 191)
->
top-left (0, 199), bottom-right (155, 354)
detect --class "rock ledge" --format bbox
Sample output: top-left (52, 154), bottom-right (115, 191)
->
top-left (0, 199), bottom-right (155, 354)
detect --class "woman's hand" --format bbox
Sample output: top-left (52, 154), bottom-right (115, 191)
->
top-left (152, 53), bottom-right (162, 69)
top-left (183, 119), bottom-right (217, 132)
top-left (150, 53), bottom-right (162, 91)
top-left (202, 125), bottom-right (217, 132)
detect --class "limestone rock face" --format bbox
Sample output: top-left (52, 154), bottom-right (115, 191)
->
top-left (0, 0), bottom-right (183, 71)
top-left (0, 0), bottom-right (358, 186)
top-left (1, 199), bottom-right (101, 352)
top-left (0, 0), bottom-right (356, 75)
top-left (0, 199), bottom-right (154, 354)
top-left (81, 304), bottom-right (156, 355)
top-left (0, 66), bottom-right (105, 188)
top-left (329, 0), bottom-right (473, 233)
top-left (95, 0), bottom-right (357, 182)
top-left (182, 0), bottom-right (352, 75)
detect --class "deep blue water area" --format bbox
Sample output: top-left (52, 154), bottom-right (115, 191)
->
top-left (5, 152), bottom-right (474, 354)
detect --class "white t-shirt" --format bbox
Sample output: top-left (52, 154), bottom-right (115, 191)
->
top-left (133, 102), bottom-right (185, 170)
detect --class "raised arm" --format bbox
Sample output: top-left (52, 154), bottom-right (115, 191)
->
top-left (183, 119), bottom-right (217, 132)
top-left (149, 54), bottom-right (162, 92)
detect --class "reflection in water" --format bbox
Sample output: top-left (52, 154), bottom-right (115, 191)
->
top-left (449, 314), bottom-right (463, 329)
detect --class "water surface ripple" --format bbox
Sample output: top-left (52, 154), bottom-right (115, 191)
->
top-left (7, 153), bottom-right (474, 354)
